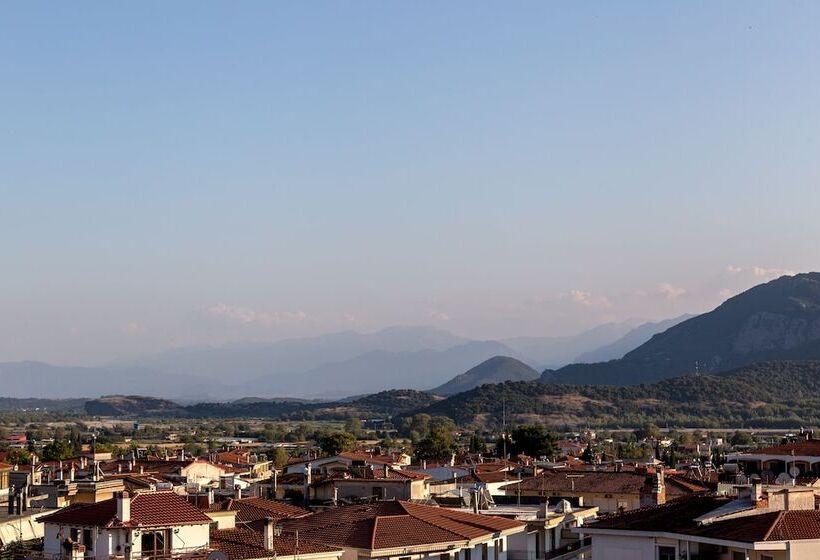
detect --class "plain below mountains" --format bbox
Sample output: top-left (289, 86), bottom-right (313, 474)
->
top-left (544, 272), bottom-right (820, 386)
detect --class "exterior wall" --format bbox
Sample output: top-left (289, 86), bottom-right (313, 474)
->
top-left (515, 491), bottom-right (640, 514)
top-left (507, 531), bottom-right (535, 560)
top-left (590, 534), bottom-right (655, 560)
top-left (43, 523), bottom-right (210, 559)
top-left (182, 462), bottom-right (226, 484)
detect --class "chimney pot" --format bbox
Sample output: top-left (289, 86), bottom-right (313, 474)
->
top-left (263, 517), bottom-right (275, 551)
top-left (116, 491), bottom-right (131, 524)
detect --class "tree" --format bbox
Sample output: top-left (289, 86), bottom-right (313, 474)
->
top-left (580, 442), bottom-right (593, 463)
top-left (271, 447), bottom-right (290, 469)
top-left (468, 433), bottom-right (487, 454)
top-left (414, 420), bottom-right (456, 462)
top-left (344, 418), bottom-right (363, 438)
top-left (318, 432), bottom-right (356, 456)
top-left (42, 440), bottom-right (74, 462)
top-left (730, 431), bottom-right (754, 447)
top-left (634, 423), bottom-right (660, 441)
top-left (508, 425), bottom-right (558, 459)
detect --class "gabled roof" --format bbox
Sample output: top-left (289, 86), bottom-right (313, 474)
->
top-left (206, 498), bottom-right (308, 524)
top-left (513, 470), bottom-right (708, 496)
top-left (587, 496), bottom-right (820, 543)
top-left (281, 501), bottom-right (524, 550)
top-left (210, 527), bottom-right (341, 559)
top-left (39, 492), bottom-right (212, 528)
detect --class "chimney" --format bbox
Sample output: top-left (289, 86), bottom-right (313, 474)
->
top-left (752, 480), bottom-right (763, 502)
top-left (384, 464), bottom-right (389, 478)
top-left (654, 470), bottom-right (666, 505)
top-left (234, 484), bottom-right (242, 500)
top-left (139, 465), bottom-right (144, 475)
top-left (263, 517), bottom-right (275, 551)
top-left (207, 487), bottom-right (215, 506)
top-left (305, 463), bottom-right (312, 485)
top-left (116, 491), bottom-right (131, 524)
top-left (118, 464), bottom-right (122, 474)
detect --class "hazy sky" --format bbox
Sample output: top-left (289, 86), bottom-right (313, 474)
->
top-left (2, 3), bottom-right (819, 365)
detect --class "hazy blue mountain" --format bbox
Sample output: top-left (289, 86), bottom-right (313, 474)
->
top-left (543, 272), bottom-right (820, 385)
top-left (0, 362), bottom-right (227, 399)
top-left (574, 314), bottom-right (695, 363)
top-left (431, 356), bottom-right (540, 395)
top-left (246, 340), bottom-right (519, 398)
top-left (114, 325), bottom-right (468, 383)
top-left (501, 320), bottom-right (643, 368)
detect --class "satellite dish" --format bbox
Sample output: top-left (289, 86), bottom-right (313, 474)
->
top-left (775, 473), bottom-right (791, 485)
top-left (789, 466), bottom-right (801, 478)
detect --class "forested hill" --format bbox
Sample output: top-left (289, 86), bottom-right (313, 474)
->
top-left (408, 361), bottom-right (820, 428)
top-left (544, 273), bottom-right (820, 385)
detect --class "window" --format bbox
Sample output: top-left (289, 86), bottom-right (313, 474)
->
top-left (493, 539), bottom-right (501, 560)
top-left (440, 554), bottom-right (451, 560)
top-left (482, 543), bottom-right (489, 560)
top-left (82, 529), bottom-right (94, 552)
top-left (731, 553), bottom-right (747, 560)
top-left (761, 556), bottom-right (774, 560)
top-left (141, 529), bottom-right (171, 558)
top-left (464, 548), bottom-right (471, 560)
top-left (657, 546), bottom-right (676, 560)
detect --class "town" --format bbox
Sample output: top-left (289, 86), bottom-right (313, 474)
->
top-left (0, 416), bottom-right (816, 560)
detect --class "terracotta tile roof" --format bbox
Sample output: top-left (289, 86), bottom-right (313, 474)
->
top-left (744, 439), bottom-right (820, 457)
top-left (39, 492), bottom-right (213, 528)
top-left (281, 501), bottom-right (524, 550)
top-left (210, 527), bottom-right (340, 558)
top-left (513, 470), bottom-right (708, 496)
top-left (336, 452), bottom-right (396, 465)
top-left (589, 496), bottom-right (820, 543)
top-left (207, 498), bottom-right (308, 525)
top-left (589, 495), bottom-right (731, 532)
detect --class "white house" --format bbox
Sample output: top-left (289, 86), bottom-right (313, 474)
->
top-left (39, 491), bottom-right (212, 559)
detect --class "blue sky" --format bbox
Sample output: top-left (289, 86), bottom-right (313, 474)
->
top-left (1, 2), bottom-right (818, 363)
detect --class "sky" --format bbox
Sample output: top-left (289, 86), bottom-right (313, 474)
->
top-left (1, 2), bottom-right (819, 365)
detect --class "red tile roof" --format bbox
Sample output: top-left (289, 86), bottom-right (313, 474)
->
top-left (207, 498), bottom-right (308, 525)
top-left (745, 439), bottom-right (820, 457)
top-left (210, 527), bottom-right (341, 559)
top-left (589, 496), bottom-right (820, 543)
top-left (281, 501), bottom-right (524, 550)
top-left (39, 492), bottom-right (213, 528)
top-left (512, 470), bottom-right (708, 496)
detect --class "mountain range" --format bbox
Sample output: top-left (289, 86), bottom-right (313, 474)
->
top-left (545, 272), bottom-right (820, 385)
top-left (431, 356), bottom-right (539, 395)
top-left (0, 318), bottom-right (675, 399)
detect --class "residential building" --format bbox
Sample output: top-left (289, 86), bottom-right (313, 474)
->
top-left (280, 500), bottom-right (526, 560)
top-left (579, 489), bottom-right (820, 560)
top-left (506, 469), bottom-right (709, 513)
top-left (38, 491), bottom-right (213, 559)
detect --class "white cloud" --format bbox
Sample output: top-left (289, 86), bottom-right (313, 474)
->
top-left (725, 265), bottom-right (743, 274)
top-left (752, 266), bottom-right (796, 279)
top-left (429, 310), bottom-right (450, 322)
top-left (718, 288), bottom-right (734, 299)
top-left (206, 303), bottom-right (308, 326)
top-left (563, 290), bottom-right (612, 308)
top-left (656, 282), bottom-right (687, 300)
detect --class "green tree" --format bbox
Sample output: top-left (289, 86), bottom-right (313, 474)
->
top-left (318, 432), bottom-right (356, 456)
top-left (414, 419), bottom-right (456, 462)
top-left (730, 431), bottom-right (755, 447)
top-left (508, 425), bottom-right (558, 459)
top-left (271, 447), bottom-right (290, 469)
top-left (344, 418), bottom-right (363, 438)
top-left (41, 440), bottom-right (74, 461)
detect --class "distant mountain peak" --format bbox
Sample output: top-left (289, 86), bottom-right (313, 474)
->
top-left (546, 272), bottom-right (820, 385)
top-left (432, 355), bottom-right (539, 395)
